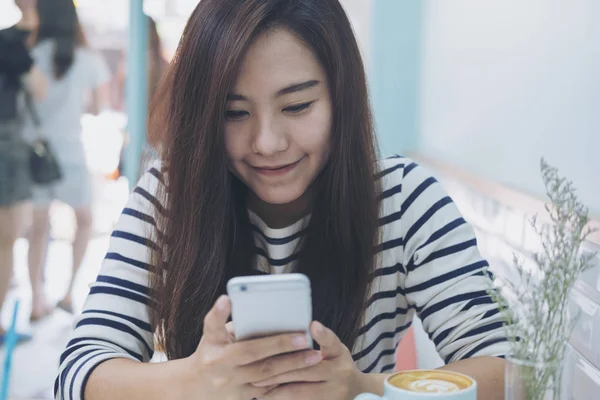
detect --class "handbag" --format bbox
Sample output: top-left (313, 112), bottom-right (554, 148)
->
top-left (23, 89), bottom-right (62, 185)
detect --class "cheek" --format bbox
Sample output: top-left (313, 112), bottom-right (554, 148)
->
top-left (290, 108), bottom-right (332, 158)
top-left (224, 125), bottom-right (247, 161)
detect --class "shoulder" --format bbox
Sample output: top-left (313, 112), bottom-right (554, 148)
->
top-left (377, 155), bottom-right (438, 195)
top-left (76, 46), bottom-right (94, 57)
top-left (0, 25), bottom-right (25, 41)
top-left (0, 26), bottom-right (16, 38)
top-left (31, 39), bottom-right (54, 58)
top-left (33, 39), bottom-right (54, 52)
top-left (128, 160), bottom-right (166, 216)
top-left (78, 48), bottom-right (110, 78)
top-left (377, 155), bottom-right (456, 239)
top-left (72, 47), bottom-right (102, 65)
top-left (136, 160), bottom-right (165, 194)
top-left (75, 47), bottom-right (99, 63)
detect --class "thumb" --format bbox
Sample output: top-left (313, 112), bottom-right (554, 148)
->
top-left (225, 321), bottom-right (236, 342)
top-left (311, 321), bottom-right (345, 359)
top-left (202, 295), bottom-right (232, 345)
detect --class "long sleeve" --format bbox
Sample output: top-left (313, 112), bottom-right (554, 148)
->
top-left (55, 166), bottom-right (163, 399)
top-left (400, 161), bottom-right (510, 364)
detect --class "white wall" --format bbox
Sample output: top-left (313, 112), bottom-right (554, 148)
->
top-left (340, 0), bottom-right (373, 71)
top-left (419, 0), bottom-right (600, 215)
top-left (0, 0), bottom-right (20, 28)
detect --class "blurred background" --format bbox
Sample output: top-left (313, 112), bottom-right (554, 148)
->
top-left (0, 0), bottom-right (598, 398)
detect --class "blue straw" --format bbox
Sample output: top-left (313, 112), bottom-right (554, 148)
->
top-left (1, 300), bottom-right (20, 400)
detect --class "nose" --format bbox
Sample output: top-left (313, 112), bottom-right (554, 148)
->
top-left (251, 115), bottom-right (289, 156)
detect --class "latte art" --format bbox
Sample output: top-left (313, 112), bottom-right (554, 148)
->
top-left (389, 370), bottom-right (474, 394)
top-left (409, 379), bottom-right (460, 393)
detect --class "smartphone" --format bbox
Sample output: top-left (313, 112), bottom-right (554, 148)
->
top-left (227, 273), bottom-right (312, 342)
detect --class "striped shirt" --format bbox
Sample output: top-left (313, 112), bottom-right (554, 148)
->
top-left (55, 156), bottom-right (509, 399)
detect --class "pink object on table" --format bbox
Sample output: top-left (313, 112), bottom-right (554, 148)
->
top-left (395, 325), bottom-right (417, 371)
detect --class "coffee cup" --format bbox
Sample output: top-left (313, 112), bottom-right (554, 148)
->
top-left (354, 369), bottom-right (477, 399)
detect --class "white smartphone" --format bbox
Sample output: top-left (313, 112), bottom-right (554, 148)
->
top-left (227, 273), bottom-right (312, 342)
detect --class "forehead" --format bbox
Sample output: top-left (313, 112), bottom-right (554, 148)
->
top-left (234, 28), bottom-right (326, 92)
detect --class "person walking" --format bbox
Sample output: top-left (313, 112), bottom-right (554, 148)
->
top-left (0, 0), bottom-right (46, 345)
top-left (23, 0), bottom-right (110, 320)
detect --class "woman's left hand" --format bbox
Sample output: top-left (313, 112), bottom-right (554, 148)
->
top-left (253, 321), bottom-right (367, 400)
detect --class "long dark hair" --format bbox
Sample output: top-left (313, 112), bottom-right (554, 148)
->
top-left (36, 0), bottom-right (87, 79)
top-left (149, 0), bottom-right (381, 360)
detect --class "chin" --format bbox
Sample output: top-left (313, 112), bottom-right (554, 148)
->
top-left (253, 186), bottom-right (307, 206)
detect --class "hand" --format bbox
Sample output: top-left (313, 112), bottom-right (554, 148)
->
top-left (182, 295), bottom-right (323, 400)
top-left (254, 321), bottom-right (366, 400)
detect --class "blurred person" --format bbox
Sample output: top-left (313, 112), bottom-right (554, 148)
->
top-left (0, 0), bottom-right (47, 344)
top-left (23, 0), bottom-right (110, 320)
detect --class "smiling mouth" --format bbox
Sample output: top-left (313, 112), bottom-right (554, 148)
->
top-left (251, 157), bottom-right (304, 175)
top-left (252, 157), bottom-right (304, 171)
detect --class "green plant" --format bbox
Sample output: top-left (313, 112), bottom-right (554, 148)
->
top-left (487, 159), bottom-right (598, 400)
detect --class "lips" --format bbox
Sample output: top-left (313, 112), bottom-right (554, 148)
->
top-left (251, 158), bottom-right (304, 176)
top-left (256, 163), bottom-right (295, 171)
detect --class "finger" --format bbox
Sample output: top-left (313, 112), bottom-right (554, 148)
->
top-left (244, 383), bottom-right (278, 400)
top-left (252, 358), bottom-right (329, 387)
top-left (226, 332), bottom-right (312, 366)
top-left (311, 321), bottom-right (344, 359)
top-left (225, 321), bottom-right (236, 342)
top-left (202, 295), bottom-right (231, 344)
top-left (240, 349), bottom-right (322, 384)
top-left (262, 382), bottom-right (328, 400)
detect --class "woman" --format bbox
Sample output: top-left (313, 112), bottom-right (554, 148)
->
top-left (24, 0), bottom-right (110, 320)
top-left (56, 1), bottom-right (509, 399)
top-left (0, 0), bottom-right (46, 345)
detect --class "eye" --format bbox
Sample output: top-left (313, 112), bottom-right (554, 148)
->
top-left (225, 110), bottom-right (249, 121)
top-left (283, 101), bottom-right (314, 115)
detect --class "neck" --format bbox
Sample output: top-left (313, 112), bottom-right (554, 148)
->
top-left (247, 189), bottom-right (313, 229)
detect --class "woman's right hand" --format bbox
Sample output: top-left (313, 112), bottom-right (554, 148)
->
top-left (182, 295), bottom-right (322, 400)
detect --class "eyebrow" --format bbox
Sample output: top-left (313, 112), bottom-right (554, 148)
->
top-left (226, 80), bottom-right (320, 101)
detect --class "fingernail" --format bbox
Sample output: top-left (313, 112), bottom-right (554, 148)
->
top-left (216, 296), bottom-right (228, 311)
top-left (314, 322), bottom-right (325, 335)
top-left (305, 351), bottom-right (322, 365)
top-left (292, 334), bottom-right (309, 348)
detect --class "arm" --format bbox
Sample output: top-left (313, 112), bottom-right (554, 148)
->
top-left (440, 356), bottom-right (504, 398)
top-left (90, 82), bottom-right (110, 115)
top-left (55, 165), bottom-right (165, 399)
top-left (84, 357), bottom-right (191, 399)
top-left (391, 160), bottom-right (509, 398)
top-left (23, 64), bottom-right (47, 100)
top-left (87, 51), bottom-right (111, 114)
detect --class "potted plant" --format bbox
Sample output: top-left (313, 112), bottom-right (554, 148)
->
top-left (487, 159), bottom-right (597, 400)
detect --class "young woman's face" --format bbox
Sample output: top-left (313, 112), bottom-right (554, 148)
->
top-left (224, 28), bottom-right (332, 206)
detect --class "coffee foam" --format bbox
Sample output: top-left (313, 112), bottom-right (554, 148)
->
top-left (389, 370), bottom-right (473, 393)
top-left (409, 379), bottom-right (460, 393)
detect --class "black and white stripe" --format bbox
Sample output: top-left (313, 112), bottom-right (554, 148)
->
top-left (55, 157), bottom-right (509, 399)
